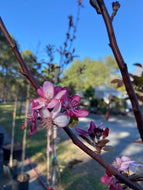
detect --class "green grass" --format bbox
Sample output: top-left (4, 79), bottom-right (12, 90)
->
top-left (0, 102), bottom-right (47, 158)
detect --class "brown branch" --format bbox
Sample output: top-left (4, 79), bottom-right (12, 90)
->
top-left (0, 17), bottom-right (142, 190)
top-left (90, 0), bottom-right (143, 141)
top-left (0, 17), bottom-right (40, 90)
top-left (64, 127), bottom-right (143, 190)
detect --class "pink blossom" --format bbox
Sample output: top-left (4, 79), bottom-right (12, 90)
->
top-left (27, 98), bottom-right (38, 137)
top-left (33, 81), bottom-right (66, 110)
top-left (39, 102), bottom-right (70, 129)
top-left (75, 121), bottom-right (109, 140)
top-left (62, 92), bottom-right (89, 117)
top-left (112, 156), bottom-right (135, 172)
top-left (101, 170), bottom-right (123, 190)
top-left (27, 98), bottom-right (38, 122)
top-left (28, 122), bottom-right (37, 138)
top-left (112, 156), bottom-right (143, 173)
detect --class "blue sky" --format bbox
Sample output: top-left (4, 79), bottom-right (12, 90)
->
top-left (1, 0), bottom-right (143, 73)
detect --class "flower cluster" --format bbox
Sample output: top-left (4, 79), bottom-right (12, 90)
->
top-left (27, 81), bottom-right (89, 137)
top-left (101, 156), bottom-right (143, 190)
top-left (75, 121), bottom-right (109, 153)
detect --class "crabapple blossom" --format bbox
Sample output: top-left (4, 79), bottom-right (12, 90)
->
top-left (62, 92), bottom-right (89, 117)
top-left (33, 81), bottom-right (66, 110)
top-left (75, 121), bottom-right (109, 140)
top-left (112, 156), bottom-right (143, 173)
top-left (39, 102), bottom-right (70, 129)
top-left (101, 170), bottom-right (123, 190)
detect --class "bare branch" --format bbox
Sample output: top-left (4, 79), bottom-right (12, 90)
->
top-left (111, 1), bottom-right (120, 21)
top-left (90, 0), bottom-right (143, 141)
top-left (64, 126), bottom-right (143, 190)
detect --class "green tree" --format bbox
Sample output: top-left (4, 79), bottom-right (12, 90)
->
top-left (0, 31), bottom-right (19, 101)
top-left (61, 56), bottom-right (119, 91)
top-left (0, 32), bottom-right (41, 101)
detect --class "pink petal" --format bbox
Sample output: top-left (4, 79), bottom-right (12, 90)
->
top-left (103, 128), bottom-right (109, 138)
top-left (30, 98), bottom-right (35, 108)
top-left (98, 122), bottom-right (103, 128)
top-left (101, 176), bottom-right (111, 185)
top-left (54, 113), bottom-right (70, 127)
top-left (28, 122), bottom-right (37, 138)
top-left (47, 99), bottom-right (59, 108)
top-left (70, 95), bottom-right (80, 107)
top-left (66, 109), bottom-right (75, 117)
top-left (110, 184), bottom-right (116, 190)
top-left (39, 107), bottom-right (51, 118)
top-left (33, 97), bottom-right (45, 110)
top-left (116, 184), bottom-right (123, 190)
top-left (73, 109), bottom-right (89, 117)
top-left (115, 156), bottom-right (122, 166)
top-left (51, 102), bottom-right (61, 119)
top-left (62, 92), bottom-right (70, 107)
top-left (75, 128), bottom-right (89, 136)
top-left (37, 87), bottom-right (44, 98)
top-left (43, 81), bottom-right (54, 99)
top-left (54, 86), bottom-right (62, 95)
top-left (54, 89), bottom-right (67, 100)
top-left (120, 161), bottom-right (135, 171)
top-left (88, 121), bottom-right (96, 134)
top-left (121, 156), bottom-right (131, 162)
top-left (33, 111), bottom-right (38, 121)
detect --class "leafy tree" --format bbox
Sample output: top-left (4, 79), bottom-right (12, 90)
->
top-left (84, 85), bottom-right (95, 99)
top-left (61, 56), bottom-right (119, 91)
top-left (0, 31), bottom-right (19, 101)
top-left (0, 32), bottom-right (42, 101)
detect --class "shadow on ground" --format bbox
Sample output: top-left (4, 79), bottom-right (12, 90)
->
top-left (57, 113), bottom-right (143, 190)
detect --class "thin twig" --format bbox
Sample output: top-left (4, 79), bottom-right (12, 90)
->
top-left (9, 98), bottom-right (17, 167)
top-left (47, 129), bottom-right (50, 186)
top-left (51, 125), bottom-right (57, 189)
top-left (21, 83), bottom-right (30, 174)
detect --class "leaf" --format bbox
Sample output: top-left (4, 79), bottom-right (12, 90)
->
top-left (111, 79), bottom-right (124, 88)
top-left (97, 139), bottom-right (109, 148)
top-left (103, 145), bottom-right (115, 152)
top-left (68, 117), bottom-right (79, 128)
top-left (134, 63), bottom-right (143, 68)
top-left (79, 135), bottom-right (93, 146)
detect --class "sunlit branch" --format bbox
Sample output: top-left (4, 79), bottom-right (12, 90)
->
top-left (90, 0), bottom-right (143, 141)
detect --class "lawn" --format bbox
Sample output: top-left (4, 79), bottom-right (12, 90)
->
top-left (0, 102), bottom-right (106, 190)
